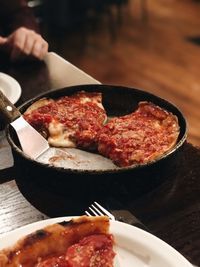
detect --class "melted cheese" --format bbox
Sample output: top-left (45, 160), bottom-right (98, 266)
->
top-left (48, 120), bottom-right (76, 148)
top-left (80, 97), bottom-right (104, 110)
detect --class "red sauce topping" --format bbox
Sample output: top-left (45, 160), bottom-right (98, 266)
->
top-left (36, 234), bottom-right (115, 267)
top-left (24, 92), bottom-right (107, 150)
top-left (98, 102), bottom-right (179, 167)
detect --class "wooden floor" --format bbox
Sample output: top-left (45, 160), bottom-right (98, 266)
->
top-left (47, 0), bottom-right (200, 147)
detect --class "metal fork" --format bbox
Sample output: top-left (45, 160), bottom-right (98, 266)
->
top-left (85, 201), bottom-right (115, 220)
top-left (85, 201), bottom-right (148, 231)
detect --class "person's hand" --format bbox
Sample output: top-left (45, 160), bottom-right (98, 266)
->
top-left (0, 27), bottom-right (48, 61)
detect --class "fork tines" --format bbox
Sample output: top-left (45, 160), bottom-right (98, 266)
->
top-left (85, 202), bottom-right (115, 221)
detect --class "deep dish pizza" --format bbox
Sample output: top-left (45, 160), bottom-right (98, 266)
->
top-left (23, 91), bottom-right (180, 167)
top-left (24, 91), bottom-right (107, 151)
top-left (0, 216), bottom-right (115, 267)
top-left (98, 101), bottom-right (180, 167)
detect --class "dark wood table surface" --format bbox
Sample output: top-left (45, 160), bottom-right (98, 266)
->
top-left (0, 54), bottom-right (200, 266)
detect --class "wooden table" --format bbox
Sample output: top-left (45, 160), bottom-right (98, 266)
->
top-left (0, 53), bottom-right (200, 266)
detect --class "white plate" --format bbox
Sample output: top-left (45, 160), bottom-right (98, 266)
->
top-left (0, 72), bottom-right (21, 104)
top-left (0, 217), bottom-right (192, 267)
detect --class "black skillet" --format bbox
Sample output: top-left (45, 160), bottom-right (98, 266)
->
top-left (6, 84), bottom-right (187, 211)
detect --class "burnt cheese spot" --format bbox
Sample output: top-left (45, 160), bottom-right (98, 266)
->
top-left (23, 230), bottom-right (50, 247)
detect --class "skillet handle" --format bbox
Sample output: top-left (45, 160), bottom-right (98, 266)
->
top-left (0, 90), bottom-right (21, 123)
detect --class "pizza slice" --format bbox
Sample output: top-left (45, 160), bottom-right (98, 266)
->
top-left (24, 91), bottom-right (107, 151)
top-left (0, 216), bottom-right (115, 267)
top-left (98, 101), bottom-right (180, 167)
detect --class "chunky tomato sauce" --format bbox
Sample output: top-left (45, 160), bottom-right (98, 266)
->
top-left (36, 234), bottom-right (115, 267)
top-left (98, 102), bottom-right (179, 167)
top-left (24, 92), bottom-right (107, 150)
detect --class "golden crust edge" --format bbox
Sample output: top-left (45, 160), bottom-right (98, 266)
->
top-left (0, 216), bottom-right (110, 267)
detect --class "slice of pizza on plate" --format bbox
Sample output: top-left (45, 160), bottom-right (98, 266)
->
top-left (0, 216), bottom-right (115, 267)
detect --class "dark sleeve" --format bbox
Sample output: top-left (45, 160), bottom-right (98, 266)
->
top-left (0, 0), bottom-right (40, 35)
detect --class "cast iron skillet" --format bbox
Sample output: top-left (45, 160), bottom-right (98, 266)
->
top-left (6, 84), bottom-right (187, 206)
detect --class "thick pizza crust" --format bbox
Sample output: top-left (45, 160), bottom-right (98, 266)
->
top-left (0, 216), bottom-right (110, 267)
top-left (24, 98), bottom-right (54, 115)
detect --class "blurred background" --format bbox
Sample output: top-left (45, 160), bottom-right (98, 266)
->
top-left (28, 0), bottom-right (200, 146)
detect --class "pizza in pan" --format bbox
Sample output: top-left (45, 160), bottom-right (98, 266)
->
top-left (0, 216), bottom-right (115, 267)
top-left (23, 91), bottom-right (180, 167)
top-left (98, 101), bottom-right (180, 167)
top-left (24, 91), bottom-right (107, 151)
